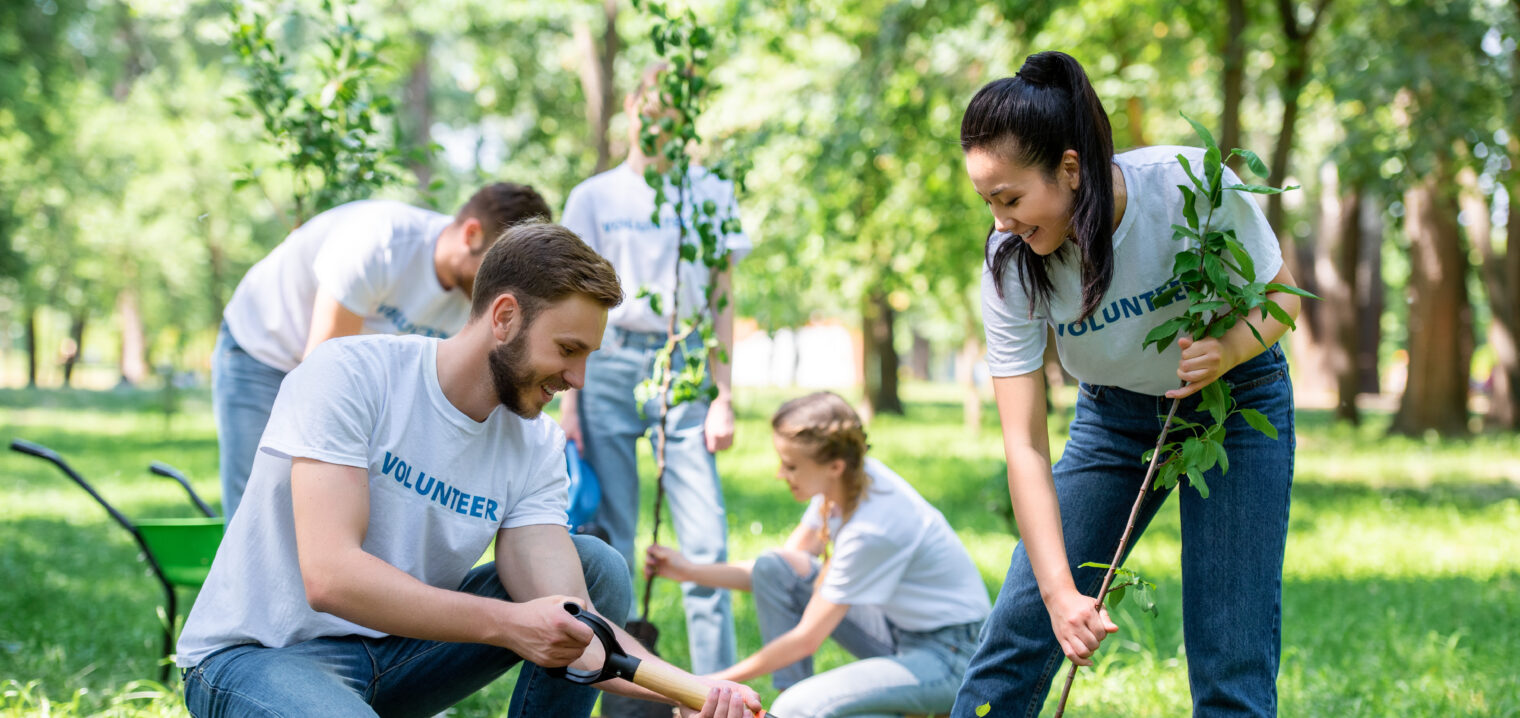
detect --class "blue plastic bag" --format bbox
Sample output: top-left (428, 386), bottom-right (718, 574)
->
top-left (564, 442), bottom-right (601, 529)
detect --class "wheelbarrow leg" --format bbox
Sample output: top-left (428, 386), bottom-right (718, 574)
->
top-left (156, 569), bottom-right (178, 684)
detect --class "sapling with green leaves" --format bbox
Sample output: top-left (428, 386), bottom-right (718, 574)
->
top-left (1051, 117), bottom-right (1316, 717)
top-left (627, 0), bottom-right (747, 642)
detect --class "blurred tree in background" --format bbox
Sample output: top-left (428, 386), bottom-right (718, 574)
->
top-left (2, 0), bottom-right (1517, 439)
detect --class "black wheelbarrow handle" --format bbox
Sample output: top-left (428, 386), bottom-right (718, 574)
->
top-left (10, 438), bottom-right (136, 534)
top-left (546, 602), bottom-right (774, 715)
top-left (149, 461), bottom-right (219, 518)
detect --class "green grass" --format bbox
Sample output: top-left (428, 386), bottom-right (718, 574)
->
top-left (2, 384), bottom-right (1518, 716)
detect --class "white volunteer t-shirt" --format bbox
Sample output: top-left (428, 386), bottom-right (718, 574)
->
top-left (223, 200), bottom-right (468, 372)
top-left (800, 458), bottom-right (991, 632)
top-left (176, 335), bottom-right (570, 666)
top-left (561, 163), bottom-right (751, 334)
top-left (982, 146), bottom-right (1284, 396)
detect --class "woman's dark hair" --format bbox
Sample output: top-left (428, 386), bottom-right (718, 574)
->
top-left (961, 51), bottom-right (1115, 320)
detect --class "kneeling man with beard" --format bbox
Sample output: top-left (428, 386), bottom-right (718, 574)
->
top-left (177, 222), bottom-right (763, 718)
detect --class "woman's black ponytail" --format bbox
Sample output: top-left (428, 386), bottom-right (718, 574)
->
top-left (962, 51), bottom-right (1116, 321)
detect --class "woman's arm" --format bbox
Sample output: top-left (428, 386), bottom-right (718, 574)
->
top-left (645, 544), bottom-right (756, 592)
top-left (781, 521), bottom-right (825, 556)
top-left (994, 371), bottom-right (1117, 666)
top-left (709, 594), bottom-right (851, 684)
top-left (1166, 264), bottom-right (1302, 399)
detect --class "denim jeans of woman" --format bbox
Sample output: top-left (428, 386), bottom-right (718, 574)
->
top-left (951, 344), bottom-right (1295, 718)
top-left (751, 551), bottom-right (982, 718)
top-left (182, 535), bottom-right (631, 717)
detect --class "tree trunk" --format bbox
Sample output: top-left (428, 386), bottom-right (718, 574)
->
top-left (910, 330), bottom-right (931, 381)
top-left (405, 34), bottom-right (433, 190)
top-left (861, 289), bottom-right (903, 415)
top-left (61, 311), bottom-right (86, 387)
top-left (25, 303), bottom-right (38, 388)
top-left (1317, 164), bottom-right (1362, 423)
top-left (1467, 166), bottom-right (1520, 428)
top-left (1267, 0), bottom-right (1335, 399)
top-left (1221, 0), bottom-right (1247, 168)
top-left (1392, 173), bottom-right (1471, 436)
top-left (117, 289), bottom-right (148, 386)
top-left (575, 0), bottom-right (620, 174)
top-left (1357, 193), bottom-right (1385, 395)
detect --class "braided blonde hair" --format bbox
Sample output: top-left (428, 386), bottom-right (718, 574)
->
top-left (771, 391), bottom-right (870, 592)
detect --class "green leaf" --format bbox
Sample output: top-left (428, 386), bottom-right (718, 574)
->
top-left (1108, 583), bottom-right (1127, 607)
top-left (1173, 252), bottom-right (1201, 274)
top-left (1177, 154), bottom-right (1204, 193)
top-left (1188, 466), bottom-right (1210, 498)
top-left (1182, 114), bottom-right (1218, 156)
top-left (1229, 148), bottom-right (1272, 179)
top-left (1224, 238), bottom-right (1256, 282)
top-left (1143, 316), bottom-right (1190, 352)
top-left (1179, 185), bottom-right (1199, 230)
top-left (1240, 408), bottom-right (1278, 439)
top-left (1266, 282), bottom-right (1320, 300)
top-left (1224, 183), bottom-right (1290, 195)
top-left (1247, 321), bottom-right (1268, 350)
top-left (976, 703), bottom-right (992, 717)
top-left (1171, 222), bottom-right (1201, 242)
top-left (1216, 443), bottom-right (1230, 474)
top-left (1263, 299), bottom-right (1297, 330)
top-left (1202, 381), bottom-right (1227, 425)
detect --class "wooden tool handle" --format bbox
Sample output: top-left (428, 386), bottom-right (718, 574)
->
top-left (631, 660), bottom-right (712, 711)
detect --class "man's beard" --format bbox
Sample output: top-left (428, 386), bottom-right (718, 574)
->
top-left (489, 330), bottom-right (539, 418)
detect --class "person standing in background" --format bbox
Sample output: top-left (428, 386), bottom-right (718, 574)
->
top-left (558, 64), bottom-right (748, 674)
top-left (213, 183), bottom-right (550, 519)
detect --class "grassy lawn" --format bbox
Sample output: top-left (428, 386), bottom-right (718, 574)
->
top-left (2, 383), bottom-right (1517, 716)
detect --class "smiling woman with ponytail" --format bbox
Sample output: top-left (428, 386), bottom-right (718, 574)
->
top-left (645, 392), bottom-right (990, 717)
top-left (952, 51), bottom-right (1304, 717)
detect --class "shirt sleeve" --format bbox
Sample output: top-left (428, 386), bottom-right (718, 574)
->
top-left (981, 235), bottom-right (1048, 378)
top-left (1221, 166), bottom-right (1284, 284)
top-left (560, 184), bottom-right (599, 253)
top-left (819, 525), bottom-right (913, 606)
top-left (501, 423), bottom-right (572, 530)
top-left (312, 211), bottom-right (394, 316)
top-left (258, 341), bottom-right (376, 469)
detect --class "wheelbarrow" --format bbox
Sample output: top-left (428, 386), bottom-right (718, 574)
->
top-left (8, 438), bottom-right (224, 682)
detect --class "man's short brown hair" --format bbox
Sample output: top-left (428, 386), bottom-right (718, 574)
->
top-left (470, 222), bottom-right (623, 323)
top-left (456, 183), bottom-right (552, 251)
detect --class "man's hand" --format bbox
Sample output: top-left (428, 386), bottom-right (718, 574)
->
top-left (704, 395), bottom-right (735, 453)
top-left (1166, 336), bottom-right (1237, 399)
top-left (677, 680), bottom-right (766, 718)
top-left (498, 595), bottom-right (595, 667)
top-left (644, 543), bottom-right (695, 582)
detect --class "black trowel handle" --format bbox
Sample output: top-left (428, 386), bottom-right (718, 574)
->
top-left (549, 603), bottom-right (748, 713)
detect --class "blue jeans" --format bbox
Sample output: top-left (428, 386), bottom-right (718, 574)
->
top-left (751, 552), bottom-right (982, 718)
top-left (952, 344), bottom-right (1295, 718)
top-left (578, 327), bottom-right (736, 674)
top-left (183, 534), bottom-right (631, 717)
top-left (211, 321), bottom-right (287, 520)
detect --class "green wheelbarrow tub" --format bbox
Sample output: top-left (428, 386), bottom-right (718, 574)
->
top-left (137, 518), bottom-right (224, 588)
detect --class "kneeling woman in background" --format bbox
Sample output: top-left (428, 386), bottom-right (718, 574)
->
top-left (645, 391), bottom-right (991, 717)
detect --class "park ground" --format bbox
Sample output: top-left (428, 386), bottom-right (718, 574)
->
top-left (1, 383), bottom-right (1518, 717)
